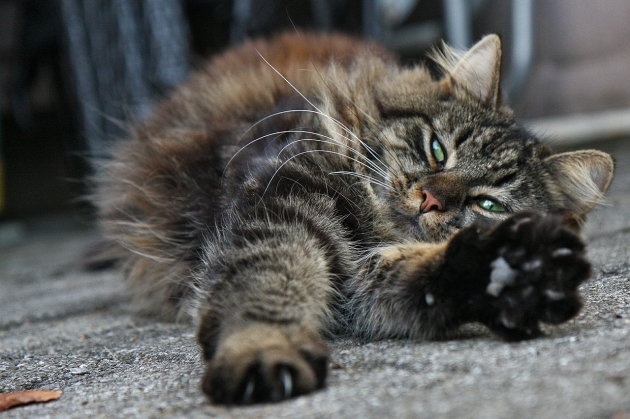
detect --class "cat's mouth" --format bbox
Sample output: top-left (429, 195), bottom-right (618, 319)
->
top-left (391, 211), bottom-right (429, 241)
top-left (391, 209), bottom-right (458, 243)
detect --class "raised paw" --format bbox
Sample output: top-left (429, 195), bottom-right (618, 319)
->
top-left (202, 324), bottom-right (328, 405)
top-left (476, 211), bottom-right (591, 340)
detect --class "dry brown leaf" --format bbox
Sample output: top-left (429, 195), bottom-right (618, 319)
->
top-left (0, 390), bottom-right (62, 412)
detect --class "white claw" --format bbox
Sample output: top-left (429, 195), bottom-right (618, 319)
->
top-left (545, 289), bottom-right (565, 301)
top-left (280, 368), bottom-right (292, 399)
top-left (511, 217), bottom-right (532, 232)
top-left (243, 377), bottom-right (255, 404)
top-left (552, 248), bottom-right (572, 258)
top-left (425, 293), bottom-right (435, 306)
top-left (500, 313), bottom-right (517, 329)
top-left (522, 258), bottom-right (542, 272)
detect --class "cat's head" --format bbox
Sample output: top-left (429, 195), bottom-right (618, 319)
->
top-left (322, 35), bottom-right (614, 242)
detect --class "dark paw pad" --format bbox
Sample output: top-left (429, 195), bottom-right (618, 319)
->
top-left (479, 211), bottom-right (591, 340)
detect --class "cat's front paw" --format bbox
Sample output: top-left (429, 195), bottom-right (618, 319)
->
top-left (475, 211), bottom-right (591, 340)
top-left (202, 324), bottom-right (328, 405)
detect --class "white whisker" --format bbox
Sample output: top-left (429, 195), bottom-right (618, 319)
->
top-left (274, 137), bottom-right (390, 181)
top-left (256, 52), bottom-right (392, 172)
top-left (301, 68), bottom-right (406, 170)
top-left (223, 109), bottom-right (392, 177)
top-left (260, 149), bottom-right (390, 201)
top-left (329, 171), bottom-right (394, 191)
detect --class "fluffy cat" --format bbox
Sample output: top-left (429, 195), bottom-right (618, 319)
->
top-left (95, 32), bottom-right (614, 404)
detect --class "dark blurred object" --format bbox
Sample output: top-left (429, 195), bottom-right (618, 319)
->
top-left (476, 0), bottom-right (630, 119)
top-left (9, 0), bottom-right (65, 133)
top-left (1, 0), bottom-right (77, 218)
top-left (59, 0), bottom-right (191, 158)
top-left (229, 0), bottom-right (363, 42)
top-left (185, 0), bottom-right (233, 57)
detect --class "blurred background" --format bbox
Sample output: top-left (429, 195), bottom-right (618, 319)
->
top-left (0, 0), bottom-right (629, 242)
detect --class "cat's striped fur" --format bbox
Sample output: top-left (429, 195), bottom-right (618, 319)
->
top-left (95, 33), bottom-right (614, 404)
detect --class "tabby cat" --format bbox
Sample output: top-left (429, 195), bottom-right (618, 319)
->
top-left (95, 32), bottom-right (614, 405)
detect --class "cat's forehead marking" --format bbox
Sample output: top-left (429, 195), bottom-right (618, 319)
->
top-left (380, 126), bottom-right (408, 148)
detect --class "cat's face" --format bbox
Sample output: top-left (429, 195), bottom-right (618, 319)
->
top-left (335, 35), bottom-right (614, 242)
top-left (374, 103), bottom-right (554, 242)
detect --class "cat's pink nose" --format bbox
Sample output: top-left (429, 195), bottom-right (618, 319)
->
top-left (420, 189), bottom-right (444, 213)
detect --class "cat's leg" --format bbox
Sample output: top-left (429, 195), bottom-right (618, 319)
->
top-left (194, 217), bottom-right (346, 404)
top-left (347, 211), bottom-right (591, 341)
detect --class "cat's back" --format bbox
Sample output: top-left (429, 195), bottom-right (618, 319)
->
top-left (95, 33), bottom-right (391, 318)
top-left (141, 32), bottom-right (393, 137)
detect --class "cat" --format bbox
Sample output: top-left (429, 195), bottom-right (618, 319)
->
top-left (94, 32), bottom-right (614, 405)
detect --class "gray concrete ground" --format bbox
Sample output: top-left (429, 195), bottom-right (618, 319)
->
top-left (1, 138), bottom-right (629, 419)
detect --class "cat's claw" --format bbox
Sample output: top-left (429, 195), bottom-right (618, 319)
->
top-left (280, 367), bottom-right (293, 399)
top-left (242, 376), bottom-right (255, 404)
top-left (476, 211), bottom-right (591, 340)
top-left (239, 366), bottom-right (292, 403)
top-left (201, 325), bottom-right (327, 405)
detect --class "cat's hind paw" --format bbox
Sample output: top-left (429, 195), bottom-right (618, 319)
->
top-left (202, 324), bottom-right (328, 405)
top-left (478, 211), bottom-right (591, 340)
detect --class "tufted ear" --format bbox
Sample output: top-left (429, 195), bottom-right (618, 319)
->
top-left (544, 150), bottom-right (615, 216)
top-left (434, 34), bottom-right (503, 108)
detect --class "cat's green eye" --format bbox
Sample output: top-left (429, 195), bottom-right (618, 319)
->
top-left (431, 138), bottom-right (446, 166)
top-left (477, 198), bottom-right (506, 212)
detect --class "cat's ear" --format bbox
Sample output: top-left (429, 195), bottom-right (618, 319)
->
top-left (434, 34), bottom-right (502, 107)
top-left (544, 150), bottom-right (615, 215)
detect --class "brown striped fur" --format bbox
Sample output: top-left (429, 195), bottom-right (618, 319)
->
top-left (95, 33), bottom-right (614, 404)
